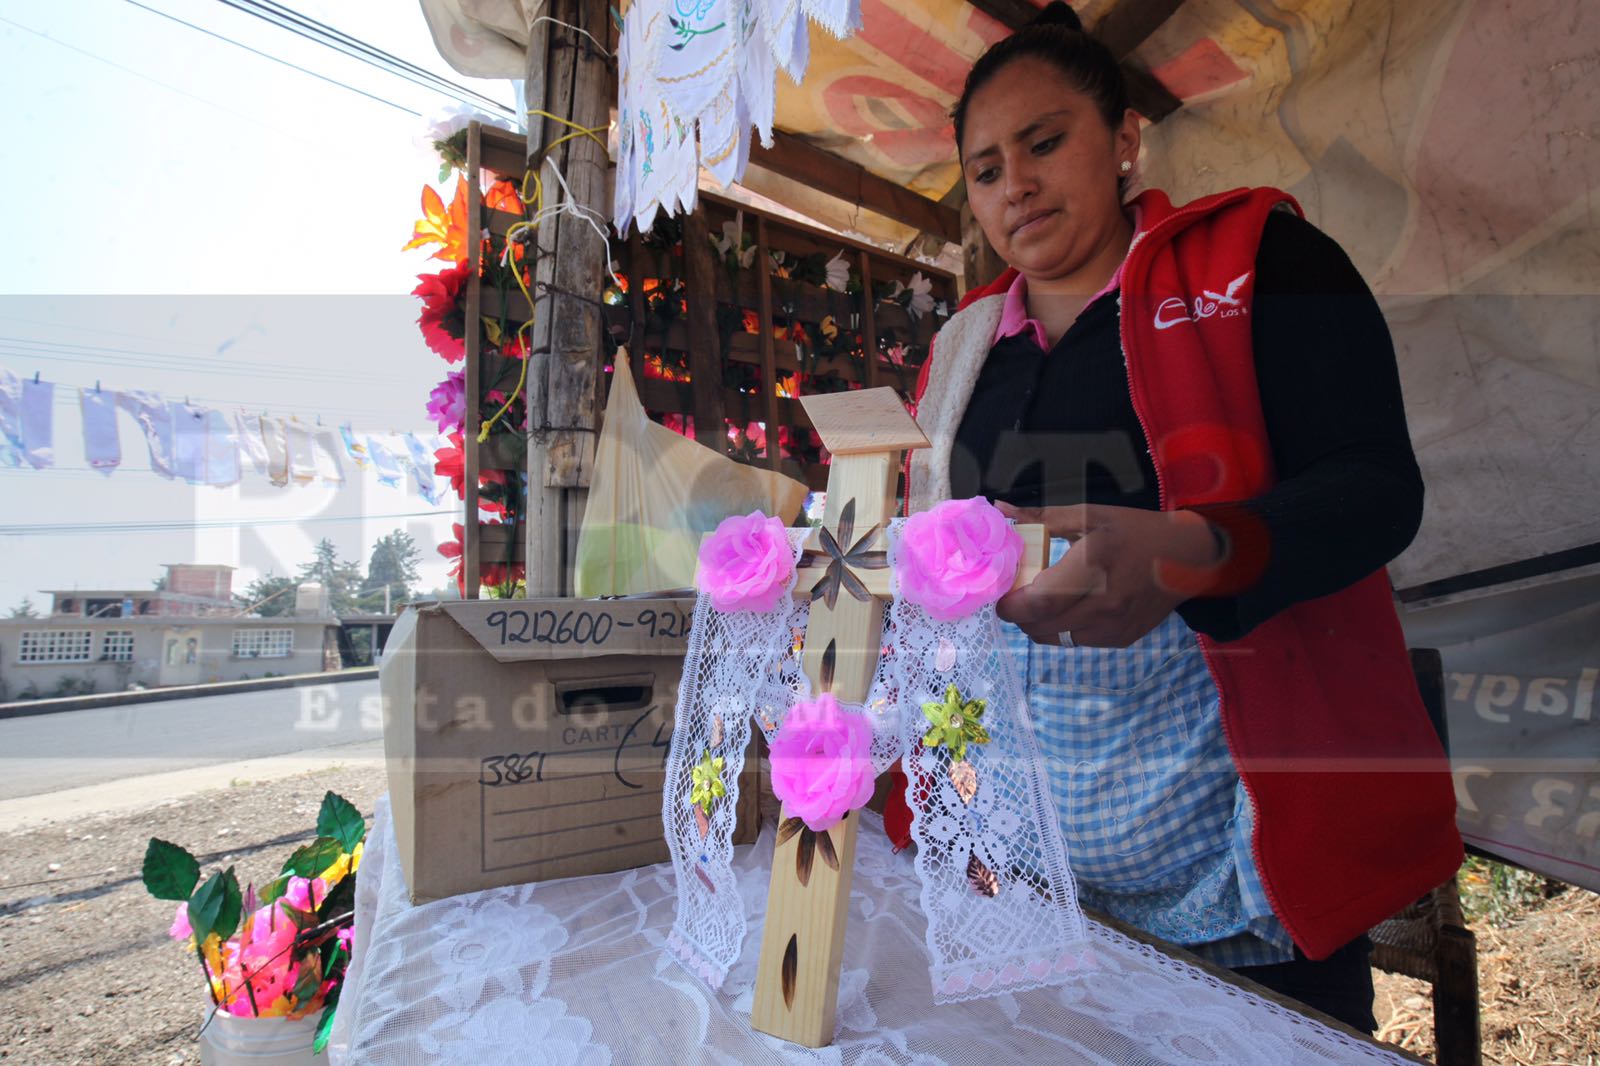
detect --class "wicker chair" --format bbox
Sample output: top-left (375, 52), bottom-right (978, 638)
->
top-left (1367, 649), bottom-right (1480, 1065)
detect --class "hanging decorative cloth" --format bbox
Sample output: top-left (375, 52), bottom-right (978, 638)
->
top-left (662, 506), bottom-right (1091, 1004)
top-left (613, 0), bottom-right (862, 234)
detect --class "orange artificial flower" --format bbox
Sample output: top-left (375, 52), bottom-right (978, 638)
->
top-left (403, 176), bottom-right (471, 264)
top-left (483, 178), bottom-right (524, 215)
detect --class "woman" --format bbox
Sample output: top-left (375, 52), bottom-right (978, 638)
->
top-left (901, 3), bottom-right (1462, 1032)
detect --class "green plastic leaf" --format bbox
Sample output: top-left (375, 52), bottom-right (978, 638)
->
top-left (141, 838), bottom-right (200, 901)
top-left (291, 954), bottom-right (322, 1002)
top-left (276, 901), bottom-right (315, 930)
top-left (187, 867), bottom-right (243, 945)
top-left (313, 1002), bottom-right (338, 1054)
top-left (316, 792), bottom-right (366, 852)
top-left (257, 873), bottom-right (291, 906)
top-left (282, 837), bottom-right (344, 879)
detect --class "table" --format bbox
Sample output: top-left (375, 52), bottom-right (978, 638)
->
top-left (329, 796), bottom-right (1422, 1065)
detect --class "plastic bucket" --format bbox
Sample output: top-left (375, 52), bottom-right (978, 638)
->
top-left (198, 1011), bottom-right (328, 1065)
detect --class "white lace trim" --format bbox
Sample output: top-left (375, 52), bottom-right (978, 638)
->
top-left (663, 519), bottom-right (1090, 1004)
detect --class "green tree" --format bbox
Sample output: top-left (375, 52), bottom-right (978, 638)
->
top-left (8, 596), bottom-right (39, 618)
top-left (238, 574), bottom-right (298, 617)
top-left (361, 530), bottom-right (421, 611)
top-left (296, 539), bottom-right (364, 616)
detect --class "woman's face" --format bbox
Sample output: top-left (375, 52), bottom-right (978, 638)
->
top-left (960, 56), bottom-right (1139, 285)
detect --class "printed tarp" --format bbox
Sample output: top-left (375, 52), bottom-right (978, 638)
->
top-left (420, 0), bottom-right (1600, 881)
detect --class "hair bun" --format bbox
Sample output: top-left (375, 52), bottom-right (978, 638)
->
top-left (1030, 2), bottom-right (1085, 32)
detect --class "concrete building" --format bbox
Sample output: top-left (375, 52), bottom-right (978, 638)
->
top-left (0, 564), bottom-right (340, 701)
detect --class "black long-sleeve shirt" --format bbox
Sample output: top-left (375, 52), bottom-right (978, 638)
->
top-left (950, 211), bottom-right (1423, 641)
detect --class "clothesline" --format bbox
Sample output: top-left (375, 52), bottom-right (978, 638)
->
top-left (0, 367), bottom-right (452, 506)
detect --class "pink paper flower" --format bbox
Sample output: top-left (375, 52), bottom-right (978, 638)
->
top-left (769, 693), bottom-right (876, 832)
top-left (897, 498), bottom-right (1023, 621)
top-left (697, 511), bottom-right (793, 613)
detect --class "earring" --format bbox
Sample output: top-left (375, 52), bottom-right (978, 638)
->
top-left (1119, 160), bottom-right (1133, 174)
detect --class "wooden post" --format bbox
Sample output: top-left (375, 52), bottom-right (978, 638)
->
top-left (748, 388), bottom-right (1046, 1047)
top-left (682, 207), bottom-right (727, 453)
top-left (960, 198), bottom-right (1004, 295)
top-left (858, 252), bottom-right (878, 390)
top-left (463, 125), bottom-right (484, 598)
top-left (522, 0), bottom-right (612, 595)
top-left (755, 217), bottom-right (781, 471)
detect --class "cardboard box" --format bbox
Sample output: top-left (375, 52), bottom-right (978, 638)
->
top-left (380, 597), bottom-right (760, 902)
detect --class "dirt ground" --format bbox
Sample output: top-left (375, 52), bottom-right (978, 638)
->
top-left (2, 764), bottom-right (1595, 1065)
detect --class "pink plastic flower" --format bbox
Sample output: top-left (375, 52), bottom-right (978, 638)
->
top-left (769, 693), bottom-right (876, 832)
top-left (425, 370), bottom-right (466, 435)
top-left (897, 498), bottom-right (1023, 621)
top-left (696, 511), bottom-right (793, 613)
top-left (169, 902), bottom-right (192, 941)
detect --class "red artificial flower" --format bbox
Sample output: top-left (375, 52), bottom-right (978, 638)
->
top-left (413, 262), bottom-right (473, 363)
top-left (439, 523), bottom-right (525, 596)
top-left (433, 432), bottom-right (509, 499)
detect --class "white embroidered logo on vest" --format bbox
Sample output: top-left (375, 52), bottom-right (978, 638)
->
top-left (1153, 271), bottom-right (1252, 330)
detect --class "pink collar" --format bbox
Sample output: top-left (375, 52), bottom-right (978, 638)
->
top-left (994, 206), bottom-right (1143, 347)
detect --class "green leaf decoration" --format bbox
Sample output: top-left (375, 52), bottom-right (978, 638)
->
top-left (141, 838), bottom-right (200, 901)
top-left (256, 873), bottom-right (291, 906)
top-left (317, 792), bottom-right (366, 852)
top-left (282, 836), bottom-right (344, 879)
top-left (276, 901), bottom-right (315, 929)
top-left (187, 867), bottom-right (243, 945)
top-left (313, 1002), bottom-right (338, 1054)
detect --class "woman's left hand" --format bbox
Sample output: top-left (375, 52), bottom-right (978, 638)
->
top-left (994, 501), bottom-right (1225, 648)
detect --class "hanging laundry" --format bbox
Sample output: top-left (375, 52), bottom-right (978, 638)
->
top-left (204, 409), bottom-right (240, 487)
top-left (18, 378), bottom-right (53, 469)
top-left (0, 369), bottom-right (21, 467)
top-left (366, 434), bottom-right (405, 488)
top-left (172, 403), bottom-right (210, 483)
top-left (79, 387), bottom-right (121, 475)
top-left (312, 425), bottom-right (345, 486)
top-left (285, 419), bottom-right (317, 484)
top-left (260, 416), bottom-right (290, 487)
top-left (235, 411), bottom-right (271, 476)
top-left (116, 391), bottom-right (176, 478)
top-left (403, 432), bottom-right (445, 505)
top-left (339, 424), bottom-right (370, 469)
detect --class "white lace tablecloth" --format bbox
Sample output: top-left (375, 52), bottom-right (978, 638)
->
top-left (329, 796), bottom-right (1415, 1065)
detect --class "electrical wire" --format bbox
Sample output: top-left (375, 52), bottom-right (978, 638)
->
top-left (121, 0), bottom-right (420, 117)
top-left (222, 0), bottom-right (516, 114)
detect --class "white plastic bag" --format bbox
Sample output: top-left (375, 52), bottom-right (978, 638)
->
top-left (574, 348), bottom-right (808, 596)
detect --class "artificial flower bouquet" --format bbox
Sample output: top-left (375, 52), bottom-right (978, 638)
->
top-left (141, 791), bottom-right (365, 1053)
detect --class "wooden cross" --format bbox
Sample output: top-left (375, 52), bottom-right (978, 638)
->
top-left (749, 388), bottom-right (1046, 1046)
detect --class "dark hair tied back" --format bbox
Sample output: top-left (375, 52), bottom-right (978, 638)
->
top-left (953, 1), bottom-right (1129, 156)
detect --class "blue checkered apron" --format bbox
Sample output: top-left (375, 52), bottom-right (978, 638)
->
top-left (1004, 538), bottom-right (1295, 966)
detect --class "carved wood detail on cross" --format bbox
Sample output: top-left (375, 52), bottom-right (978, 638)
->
top-left (749, 388), bottom-right (1046, 1047)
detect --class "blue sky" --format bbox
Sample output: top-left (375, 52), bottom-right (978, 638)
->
top-left (0, 0), bottom-right (520, 609)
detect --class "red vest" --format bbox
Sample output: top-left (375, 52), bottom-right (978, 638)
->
top-left (894, 187), bottom-right (1462, 959)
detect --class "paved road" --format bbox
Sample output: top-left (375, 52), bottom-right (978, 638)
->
top-left (0, 677), bottom-right (384, 801)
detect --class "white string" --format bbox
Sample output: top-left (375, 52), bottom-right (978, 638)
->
top-left (528, 15), bottom-right (612, 57)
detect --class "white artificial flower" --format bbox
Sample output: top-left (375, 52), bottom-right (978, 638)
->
top-left (715, 219), bottom-right (755, 268)
top-left (906, 271), bottom-right (935, 320)
top-left (825, 251), bottom-right (850, 292)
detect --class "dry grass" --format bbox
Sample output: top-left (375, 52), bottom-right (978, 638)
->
top-left (1373, 860), bottom-right (1600, 1065)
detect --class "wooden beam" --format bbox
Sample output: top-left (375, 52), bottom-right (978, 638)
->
top-left (750, 130), bottom-right (962, 244)
top-left (964, 0), bottom-right (1184, 122)
top-left (682, 208), bottom-right (728, 453)
top-left (1094, 0), bottom-right (1188, 58)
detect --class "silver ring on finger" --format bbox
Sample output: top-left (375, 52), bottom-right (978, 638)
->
top-left (1057, 630), bottom-right (1076, 649)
